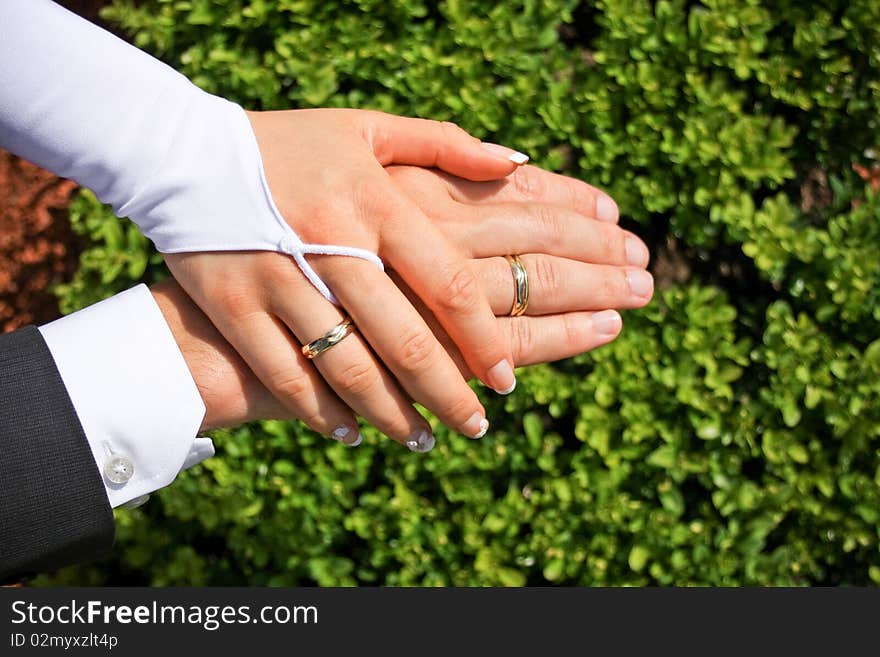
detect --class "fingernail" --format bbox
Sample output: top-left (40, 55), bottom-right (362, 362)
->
top-left (406, 429), bottom-right (435, 453)
top-left (625, 235), bottom-right (650, 266)
top-left (332, 426), bottom-right (362, 447)
top-left (593, 310), bottom-right (622, 337)
top-left (463, 412), bottom-right (490, 439)
top-left (626, 269), bottom-right (654, 298)
top-left (486, 359), bottom-right (516, 394)
top-left (481, 142), bottom-right (530, 165)
top-left (596, 194), bottom-right (619, 223)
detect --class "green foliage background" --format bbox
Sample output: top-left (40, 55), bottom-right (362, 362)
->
top-left (40, 0), bottom-right (880, 585)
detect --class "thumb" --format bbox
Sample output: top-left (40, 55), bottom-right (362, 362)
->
top-left (365, 113), bottom-right (529, 181)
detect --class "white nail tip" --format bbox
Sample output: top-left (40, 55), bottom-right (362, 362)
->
top-left (332, 427), bottom-right (362, 447)
top-left (508, 151), bottom-right (529, 165)
top-left (496, 379), bottom-right (517, 395)
top-left (406, 431), bottom-right (435, 453)
top-left (474, 419), bottom-right (490, 439)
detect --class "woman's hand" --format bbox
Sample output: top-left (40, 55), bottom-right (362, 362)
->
top-left (166, 109), bottom-right (532, 451)
top-left (385, 163), bottom-right (653, 378)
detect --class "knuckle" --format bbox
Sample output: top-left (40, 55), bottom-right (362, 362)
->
top-left (531, 256), bottom-right (560, 296)
top-left (216, 285), bottom-right (259, 321)
top-left (569, 178), bottom-right (592, 211)
top-left (597, 226), bottom-right (627, 263)
top-left (260, 254), bottom-right (303, 288)
top-left (602, 270), bottom-right (627, 301)
top-left (332, 359), bottom-right (380, 398)
top-left (397, 326), bottom-right (440, 374)
top-left (512, 166), bottom-right (542, 200)
top-left (271, 369), bottom-right (313, 405)
top-left (509, 317), bottom-right (536, 358)
top-left (615, 269), bottom-right (632, 298)
top-left (561, 313), bottom-right (585, 347)
top-left (531, 204), bottom-right (563, 250)
top-left (435, 265), bottom-right (481, 315)
top-left (295, 198), bottom-right (349, 242)
top-left (349, 177), bottom-right (386, 226)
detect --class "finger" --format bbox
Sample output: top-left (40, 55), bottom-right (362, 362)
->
top-left (435, 164), bottom-right (620, 223)
top-left (365, 112), bottom-right (528, 181)
top-left (454, 201), bottom-right (649, 267)
top-left (215, 310), bottom-right (361, 445)
top-left (476, 255), bottom-right (654, 315)
top-left (379, 191), bottom-right (518, 395)
top-left (315, 258), bottom-right (491, 439)
top-left (502, 311), bottom-right (624, 366)
top-left (393, 273), bottom-right (624, 374)
top-left (269, 267), bottom-right (436, 452)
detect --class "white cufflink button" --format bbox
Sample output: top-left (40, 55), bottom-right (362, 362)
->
top-left (104, 454), bottom-right (134, 484)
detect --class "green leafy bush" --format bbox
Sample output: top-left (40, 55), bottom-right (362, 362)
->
top-left (41, 0), bottom-right (880, 586)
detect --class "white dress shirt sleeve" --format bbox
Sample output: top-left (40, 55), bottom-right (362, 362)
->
top-left (0, 0), bottom-right (381, 305)
top-left (38, 285), bottom-right (210, 509)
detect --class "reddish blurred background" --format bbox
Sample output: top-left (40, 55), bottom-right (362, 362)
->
top-left (0, 1), bottom-right (118, 333)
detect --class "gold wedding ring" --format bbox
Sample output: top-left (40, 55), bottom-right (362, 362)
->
top-left (505, 255), bottom-right (529, 317)
top-left (301, 316), bottom-right (356, 359)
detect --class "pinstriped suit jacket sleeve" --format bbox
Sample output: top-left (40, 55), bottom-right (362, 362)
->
top-left (0, 325), bottom-right (114, 582)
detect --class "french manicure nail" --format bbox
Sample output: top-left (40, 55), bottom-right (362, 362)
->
top-left (332, 426), bottom-right (362, 447)
top-left (626, 269), bottom-right (654, 298)
top-left (486, 359), bottom-right (516, 394)
top-left (464, 412), bottom-right (490, 439)
top-left (480, 142), bottom-right (530, 165)
top-left (406, 429), bottom-right (435, 453)
top-left (625, 235), bottom-right (650, 267)
top-left (593, 310), bottom-right (622, 337)
top-left (596, 194), bottom-right (619, 223)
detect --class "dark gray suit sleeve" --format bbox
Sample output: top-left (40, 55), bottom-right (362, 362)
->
top-left (0, 325), bottom-right (114, 582)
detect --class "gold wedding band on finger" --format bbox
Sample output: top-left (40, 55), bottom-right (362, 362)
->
top-left (505, 255), bottom-right (529, 317)
top-left (301, 316), bottom-right (356, 359)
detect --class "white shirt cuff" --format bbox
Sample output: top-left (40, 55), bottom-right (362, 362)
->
top-left (38, 284), bottom-right (209, 508)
